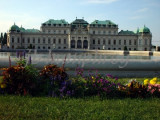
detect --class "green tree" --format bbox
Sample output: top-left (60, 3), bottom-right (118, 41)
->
top-left (124, 46), bottom-right (128, 51)
top-left (3, 33), bottom-right (7, 45)
top-left (0, 33), bottom-right (3, 44)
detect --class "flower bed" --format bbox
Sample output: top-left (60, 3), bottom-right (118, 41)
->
top-left (0, 58), bottom-right (160, 98)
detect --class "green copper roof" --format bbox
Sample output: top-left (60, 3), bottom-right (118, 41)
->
top-left (139, 25), bottom-right (150, 33)
top-left (71, 19), bottom-right (88, 25)
top-left (24, 29), bottom-right (40, 33)
top-left (119, 30), bottom-right (136, 35)
top-left (9, 23), bottom-right (20, 31)
top-left (90, 20), bottom-right (116, 25)
top-left (19, 26), bottom-right (25, 32)
top-left (43, 19), bottom-right (69, 25)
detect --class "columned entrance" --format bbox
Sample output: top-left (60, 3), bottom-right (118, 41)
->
top-left (83, 40), bottom-right (88, 49)
top-left (77, 40), bottom-right (82, 48)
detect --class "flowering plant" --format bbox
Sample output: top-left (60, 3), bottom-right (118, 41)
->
top-left (143, 77), bottom-right (160, 97)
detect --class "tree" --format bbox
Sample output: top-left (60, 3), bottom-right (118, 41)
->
top-left (0, 33), bottom-right (3, 44)
top-left (124, 46), bottom-right (128, 51)
top-left (3, 33), bottom-right (7, 45)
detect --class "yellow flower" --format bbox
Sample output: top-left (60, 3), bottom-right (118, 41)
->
top-left (150, 80), bottom-right (156, 85)
top-left (0, 84), bottom-right (6, 89)
top-left (144, 79), bottom-right (149, 85)
top-left (151, 77), bottom-right (157, 82)
top-left (128, 83), bottom-right (131, 87)
top-left (91, 76), bottom-right (94, 79)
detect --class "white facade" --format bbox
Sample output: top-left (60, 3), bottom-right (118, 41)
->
top-left (7, 19), bottom-right (152, 51)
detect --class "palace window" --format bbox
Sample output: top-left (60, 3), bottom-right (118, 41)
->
top-left (114, 40), bottom-right (116, 45)
top-left (33, 38), bottom-right (35, 43)
top-left (43, 38), bottom-right (45, 43)
top-left (93, 31), bottom-right (95, 34)
top-left (59, 39), bottom-right (61, 44)
top-left (134, 40), bottom-right (136, 45)
top-left (28, 38), bottom-right (30, 43)
top-left (109, 31), bottom-right (111, 34)
top-left (129, 48), bottom-right (131, 51)
top-left (64, 30), bottom-right (66, 34)
top-left (134, 48), bottom-right (136, 51)
top-left (17, 37), bottom-right (20, 43)
top-left (48, 46), bottom-right (50, 49)
top-left (124, 40), bottom-right (126, 45)
top-left (98, 39), bottom-right (100, 44)
top-left (119, 40), bottom-right (121, 45)
top-left (93, 39), bottom-right (95, 44)
top-left (103, 31), bottom-right (106, 34)
top-left (38, 46), bottom-right (40, 49)
top-left (64, 39), bottom-right (66, 44)
top-left (129, 40), bottom-right (131, 45)
top-left (48, 30), bottom-right (50, 33)
top-left (43, 46), bottom-right (45, 49)
top-left (12, 37), bottom-right (14, 43)
top-left (48, 38), bottom-right (51, 44)
top-left (103, 39), bottom-right (105, 45)
top-left (53, 38), bottom-right (56, 44)
top-left (108, 39), bottom-right (111, 45)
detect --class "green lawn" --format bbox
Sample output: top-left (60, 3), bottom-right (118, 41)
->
top-left (0, 95), bottom-right (160, 120)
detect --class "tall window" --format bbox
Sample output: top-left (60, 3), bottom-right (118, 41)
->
top-left (108, 39), bottom-right (111, 45)
top-left (43, 38), bottom-right (45, 43)
top-left (103, 39), bottom-right (105, 45)
top-left (64, 39), bottom-right (66, 44)
top-left (33, 38), bottom-right (35, 43)
top-left (134, 40), bottom-right (136, 45)
top-left (12, 37), bottom-right (14, 43)
top-left (93, 39), bottom-right (95, 44)
top-left (59, 39), bottom-right (61, 44)
top-left (129, 40), bottom-right (132, 45)
top-left (48, 38), bottom-right (50, 44)
top-left (124, 40), bottom-right (126, 45)
top-left (17, 37), bottom-right (20, 43)
top-left (114, 40), bottom-right (116, 45)
top-left (98, 39), bottom-right (100, 44)
top-left (53, 38), bottom-right (56, 44)
top-left (64, 30), bottom-right (66, 34)
top-left (119, 40), bottom-right (121, 45)
top-left (93, 31), bottom-right (95, 34)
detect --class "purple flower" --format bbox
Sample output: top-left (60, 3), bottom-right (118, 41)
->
top-left (106, 74), bottom-right (113, 78)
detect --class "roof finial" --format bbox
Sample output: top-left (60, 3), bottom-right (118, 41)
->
top-left (144, 24), bottom-right (146, 27)
top-left (14, 22), bottom-right (15, 25)
top-left (76, 17), bottom-right (77, 19)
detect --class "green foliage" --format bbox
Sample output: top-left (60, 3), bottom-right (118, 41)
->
top-left (1, 63), bottom-right (39, 96)
top-left (40, 64), bottom-right (68, 97)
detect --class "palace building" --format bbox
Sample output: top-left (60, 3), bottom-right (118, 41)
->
top-left (7, 18), bottom-right (152, 51)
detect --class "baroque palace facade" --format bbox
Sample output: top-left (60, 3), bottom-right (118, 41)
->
top-left (7, 18), bottom-right (152, 51)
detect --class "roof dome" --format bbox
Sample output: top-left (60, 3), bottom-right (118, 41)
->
top-left (139, 25), bottom-right (150, 33)
top-left (19, 25), bottom-right (25, 32)
top-left (9, 23), bottom-right (20, 31)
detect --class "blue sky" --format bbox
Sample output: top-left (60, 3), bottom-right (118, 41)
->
top-left (0, 0), bottom-right (160, 45)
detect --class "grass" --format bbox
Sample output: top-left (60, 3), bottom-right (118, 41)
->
top-left (0, 95), bottom-right (160, 120)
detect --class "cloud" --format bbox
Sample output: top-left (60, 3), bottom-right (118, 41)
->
top-left (136, 8), bottom-right (148, 13)
top-left (85, 0), bottom-right (119, 4)
top-left (129, 16), bottom-right (144, 20)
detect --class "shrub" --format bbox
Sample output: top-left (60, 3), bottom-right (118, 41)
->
top-left (40, 64), bottom-right (69, 97)
top-left (1, 63), bottom-right (39, 96)
top-left (118, 80), bottom-right (149, 98)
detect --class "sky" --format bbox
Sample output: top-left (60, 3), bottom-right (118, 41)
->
top-left (0, 0), bottom-right (160, 45)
